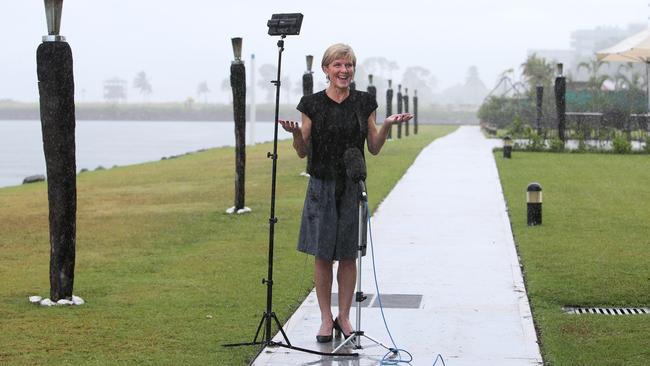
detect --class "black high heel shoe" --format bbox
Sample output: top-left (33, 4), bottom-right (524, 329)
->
top-left (316, 320), bottom-right (334, 343)
top-left (333, 317), bottom-right (353, 339)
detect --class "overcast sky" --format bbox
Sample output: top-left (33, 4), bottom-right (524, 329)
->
top-left (1, 0), bottom-right (648, 103)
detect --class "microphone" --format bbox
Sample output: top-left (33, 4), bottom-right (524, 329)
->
top-left (343, 148), bottom-right (367, 199)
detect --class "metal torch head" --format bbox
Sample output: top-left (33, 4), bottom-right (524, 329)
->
top-left (43, 0), bottom-right (65, 42)
top-left (231, 37), bottom-right (243, 63)
top-left (556, 63), bottom-right (563, 77)
top-left (504, 135), bottom-right (513, 147)
top-left (388, 79), bottom-right (392, 88)
top-left (306, 55), bottom-right (313, 73)
top-left (368, 74), bottom-right (374, 86)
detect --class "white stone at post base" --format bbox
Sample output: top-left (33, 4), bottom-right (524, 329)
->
top-left (226, 206), bottom-right (252, 215)
top-left (29, 295), bottom-right (85, 307)
top-left (299, 171), bottom-right (310, 177)
top-left (29, 295), bottom-right (42, 303)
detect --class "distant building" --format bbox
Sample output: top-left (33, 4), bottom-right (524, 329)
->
top-left (103, 78), bottom-right (128, 103)
top-left (527, 23), bottom-right (646, 83)
top-left (571, 23), bottom-right (645, 57)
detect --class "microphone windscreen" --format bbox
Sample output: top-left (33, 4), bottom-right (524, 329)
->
top-left (343, 148), bottom-right (367, 182)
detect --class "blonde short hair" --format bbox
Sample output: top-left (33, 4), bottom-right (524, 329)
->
top-left (321, 43), bottom-right (357, 68)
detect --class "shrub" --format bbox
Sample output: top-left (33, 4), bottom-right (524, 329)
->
top-left (508, 115), bottom-right (525, 137)
top-left (525, 130), bottom-right (545, 151)
top-left (548, 137), bottom-right (565, 152)
top-left (612, 133), bottom-right (632, 154)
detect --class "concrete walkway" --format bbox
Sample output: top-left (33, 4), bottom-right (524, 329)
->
top-left (252, 126), bottom-right (543, 366)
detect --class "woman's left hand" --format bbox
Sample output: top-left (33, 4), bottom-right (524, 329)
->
top-left (384, 113), bottom-right (413, 125)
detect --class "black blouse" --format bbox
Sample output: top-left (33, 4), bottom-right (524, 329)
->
top-left (297, 89), bottom-right (378, 180)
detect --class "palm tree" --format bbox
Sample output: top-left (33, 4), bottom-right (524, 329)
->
top-left (133, 71), bottom-right (152, 102)
top-left (520, 54), bottom-right (555, 91)
top-left (196, 81), bottom-right (210, 104)
top-left (577, 59), bottom-right (610, 90)
top-left (615, 62), bottom-right (646, 92)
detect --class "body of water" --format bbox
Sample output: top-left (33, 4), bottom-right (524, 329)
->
top-left (0, 120), bottom-right (287, 188)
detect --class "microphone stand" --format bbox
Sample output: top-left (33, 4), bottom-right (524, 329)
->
top-left (332, 180), bottom-right (392, 353)
top-left (223, 35), bottom-right (357, 359)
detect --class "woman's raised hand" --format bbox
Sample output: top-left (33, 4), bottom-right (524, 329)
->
top-left (385, 113), bottom-right (414, 125)
top-left (279, 119), bottom-right (301, 134)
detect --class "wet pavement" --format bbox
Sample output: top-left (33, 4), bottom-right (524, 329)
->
top-left (252, 126), bottom-right (543, 365)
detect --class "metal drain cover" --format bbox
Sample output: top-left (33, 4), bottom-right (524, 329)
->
top-left (563, 306), bottom-right (650, 315)
top-left (371, 294), bottom-right (423, 309)
top-left (331, 293), bottom-right (423, 309)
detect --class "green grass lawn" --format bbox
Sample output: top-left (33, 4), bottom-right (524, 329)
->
top-left (496, 152), bottom-right (650, 366)
top-left (0, 125), bottom-right (456, 365)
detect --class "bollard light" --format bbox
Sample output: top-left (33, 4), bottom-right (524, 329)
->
top-left (527, 183), bottom-right (543, 226)
top-left (231, 37), bottom-right (243, 63)
top-left (503, 135), bottom-right (513, 158)
top-left (43, 0), bottom-right (65, 42)
top-left (556, 63), bottom-right (563, 77)
top-left (306, 55), bottom-right (313, 73)
top-left (388, 79), bottom-right (392, 88)
top-left (368, 74), bottom-right (373, 86)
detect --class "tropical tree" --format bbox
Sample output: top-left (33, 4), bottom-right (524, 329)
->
top-left (401, 66), bottom-right (437, 103)
top-left (133, 71), bottom-right (152, 101)
top-left (258, 64), bottom-right (277, 103)
top-left (221, 77), bottom-right (232, 103)
top-left (577, 59), bottom-right (610, 90)
top-left (359, 57), bottom-right (399, 100)
top-left (615, 62), bottom-right (646, 92)
top-left (196, 81), bottom-right (210, 104)
top-left (520, 53), bottom-right (555, 91)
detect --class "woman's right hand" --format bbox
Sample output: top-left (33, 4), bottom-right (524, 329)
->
top-left (279, 119), bottom-right (301, 134)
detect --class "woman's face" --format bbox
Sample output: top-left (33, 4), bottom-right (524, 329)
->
top-left (323, 57), bottom-right (355, 89)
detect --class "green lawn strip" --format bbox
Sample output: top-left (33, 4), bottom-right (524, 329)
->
top-left (496, 152), bottom-right (650, 366)
top-left (0, 125), bottom-right (456, 365)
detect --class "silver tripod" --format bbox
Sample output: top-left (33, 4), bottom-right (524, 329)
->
top-left (332, 181), bottom-right (392, 353)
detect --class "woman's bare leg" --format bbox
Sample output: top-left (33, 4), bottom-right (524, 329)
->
top-left (336, 258), bottom-right (357, 334)
top-left (314, 257), bottom-right (334, 335)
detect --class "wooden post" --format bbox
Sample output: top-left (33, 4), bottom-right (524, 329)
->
top-left (555, 63), bottom-right (566, 144)
top-left (367, 74), bottom-right (377, 99)
top-left (536, 85), bottom-right (543, 136)
top-left (386, 80), bottom-right (393, 139)
top-left (404, 88), bottom-right (410, 137)
top-left (302, 55), bottom-right (313, 96)
top-left (38, 0), bottom-right (76, 301)
top-left (231, 37), bottom-right (246, 211)
top-left (397, 84), bottom-right (403, 139)
top-left (413, 89), bottom-right (418, 134)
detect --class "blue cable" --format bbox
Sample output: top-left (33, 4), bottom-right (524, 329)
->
top-left (366, 202), bottom-right (446, 366)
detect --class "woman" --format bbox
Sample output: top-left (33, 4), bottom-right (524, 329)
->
top-left (279, 43), bottom-right (412, 343)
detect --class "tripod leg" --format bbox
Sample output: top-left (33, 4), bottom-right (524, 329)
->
top-left (271, 312), bottom-right (292, 347)
top-left (361, 333), bottom-right (393, 351)
top-left (252, 313), bottom-right (267, 343)
top-left (332, 332), bottom-right (358, 353)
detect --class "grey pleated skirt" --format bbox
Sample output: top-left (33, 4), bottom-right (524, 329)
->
top-left (297, 176), bottom-right (367, 261)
